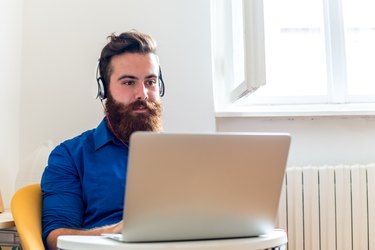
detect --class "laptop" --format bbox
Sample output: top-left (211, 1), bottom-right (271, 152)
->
top-left (108, 132), bottom-right (291, 242)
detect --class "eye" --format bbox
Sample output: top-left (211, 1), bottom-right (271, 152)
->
top-left (145, 79), bottom-right (157, 86)
top-left (122, 80), bottom-right (135, 86)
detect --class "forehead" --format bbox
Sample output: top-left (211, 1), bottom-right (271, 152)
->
top-left (110, 52), bottom-right (159, 74)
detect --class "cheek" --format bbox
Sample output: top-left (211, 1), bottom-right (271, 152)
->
top-left (109, 86), bottom-right (133, 104)
top-left (148, 90), bottom-right (161, 101)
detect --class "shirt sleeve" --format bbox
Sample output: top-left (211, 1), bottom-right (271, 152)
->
top-left (41, 143), bottom-right (84, 244)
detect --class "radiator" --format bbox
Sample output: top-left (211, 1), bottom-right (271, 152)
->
top-left (276, 164), bottom-right (375, 250)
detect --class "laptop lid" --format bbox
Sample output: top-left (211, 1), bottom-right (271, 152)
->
top-left (121, 132), bottom-right (291, 242)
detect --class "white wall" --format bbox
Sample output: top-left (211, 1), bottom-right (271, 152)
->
top-left (20, 0), bottom-right (215, 153)
top-left (217, 116), bottom-right (375, 166)
top-left (15, 0), bottom-right (216, 204)
top-left (0, 0), bottom-right (23, 208)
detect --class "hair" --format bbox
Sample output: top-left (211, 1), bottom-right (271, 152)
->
top-left (98, 30), bottom-right (158, 89)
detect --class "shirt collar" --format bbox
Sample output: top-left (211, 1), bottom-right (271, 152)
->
top-left (93, 118), bottom-right (119, 150)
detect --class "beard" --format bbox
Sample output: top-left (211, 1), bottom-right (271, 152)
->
top-left (105, 93), bottom-right (162, 143)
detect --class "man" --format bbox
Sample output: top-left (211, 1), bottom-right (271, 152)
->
top-left (41, 30), bottom-right (164, 250)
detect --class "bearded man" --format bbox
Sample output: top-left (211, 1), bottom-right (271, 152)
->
top-left (41, 31), bottom-right (164, 250)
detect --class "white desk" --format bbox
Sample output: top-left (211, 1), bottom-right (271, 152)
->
top-left (0, 210), bottom-right (21, 248)
top-left (0, 211), bottom-right (15, 229)
top-left (57, 230), bottom-right (287, 250)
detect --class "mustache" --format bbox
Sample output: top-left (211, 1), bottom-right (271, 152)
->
top-left (131, 99), bottom-right (152, 110)
top-left (129, 99), bottom-right (160, 115)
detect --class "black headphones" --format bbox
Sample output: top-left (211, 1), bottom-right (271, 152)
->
top-left (96, 60), bottom-right (165, 100)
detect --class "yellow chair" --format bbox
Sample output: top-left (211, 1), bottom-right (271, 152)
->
top-left (11, 183), bottom-right (44, 250)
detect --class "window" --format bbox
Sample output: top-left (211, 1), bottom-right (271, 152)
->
top-left (212, 0), bottom-right (375, 115)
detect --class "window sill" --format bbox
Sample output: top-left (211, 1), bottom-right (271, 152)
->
top-left (215, 103), bottom-right (375, 118)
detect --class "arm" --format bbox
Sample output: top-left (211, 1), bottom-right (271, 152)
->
top-left (46, 220), bottom-right (123, 250)
top-left (42, 131), bottom-right (126, 250)
top-left (42, 142), bottom-right (122, 250)
top-left (41, 144), bottom-right (86, 247)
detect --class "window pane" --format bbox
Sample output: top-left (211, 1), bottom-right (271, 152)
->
top-left (342, 0), bottom-right (375, 96)
top-left (252, 0), bottom-right (327, 98)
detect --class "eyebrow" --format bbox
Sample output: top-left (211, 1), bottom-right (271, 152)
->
top-left (117, 74), bottom-right (158, 81)
top-left (117, 75), bottom-right (137, 81)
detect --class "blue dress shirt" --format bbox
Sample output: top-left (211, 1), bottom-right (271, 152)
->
top-left (41, 118), bottom-right (128, 246)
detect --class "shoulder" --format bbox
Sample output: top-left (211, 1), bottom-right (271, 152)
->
top-left (54, 118), bottom-right (110, 155)
top-left (61, 128), bottom-right (96, 151)
top-left (47, 129), bottom-right (94, 162)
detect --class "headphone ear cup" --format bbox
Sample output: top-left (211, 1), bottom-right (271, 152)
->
top-left (97, 77), bottom-right (106, 100)
top-left (159, 79), bottom-right (165, 97)
top-left (158, 67), bottom-right (165, 97)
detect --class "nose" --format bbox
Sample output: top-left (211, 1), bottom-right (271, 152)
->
top-left (135, 83), bottom-right (148, 100)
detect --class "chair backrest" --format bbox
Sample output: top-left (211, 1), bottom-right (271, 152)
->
top-left (11, 183), bottom-right (44, 250)
top-left (0, 190), bottom-right (4, 212)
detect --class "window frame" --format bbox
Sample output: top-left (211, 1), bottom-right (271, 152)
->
top-left (211, 0), bottom-right (266, 109)
top-left (211, 0), bottom-right (375, 117)
top-left (231, 0), bottom-right (266, 103)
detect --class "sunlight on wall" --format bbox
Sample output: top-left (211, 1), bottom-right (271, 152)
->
top-left (0, 0), bottom-right (23, 208)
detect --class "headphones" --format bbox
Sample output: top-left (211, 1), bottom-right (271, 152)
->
top-left (96, 59), bottom-right (165, 100)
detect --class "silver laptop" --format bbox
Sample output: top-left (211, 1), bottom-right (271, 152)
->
top-left (109, 132), bottom-right (290, 242)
